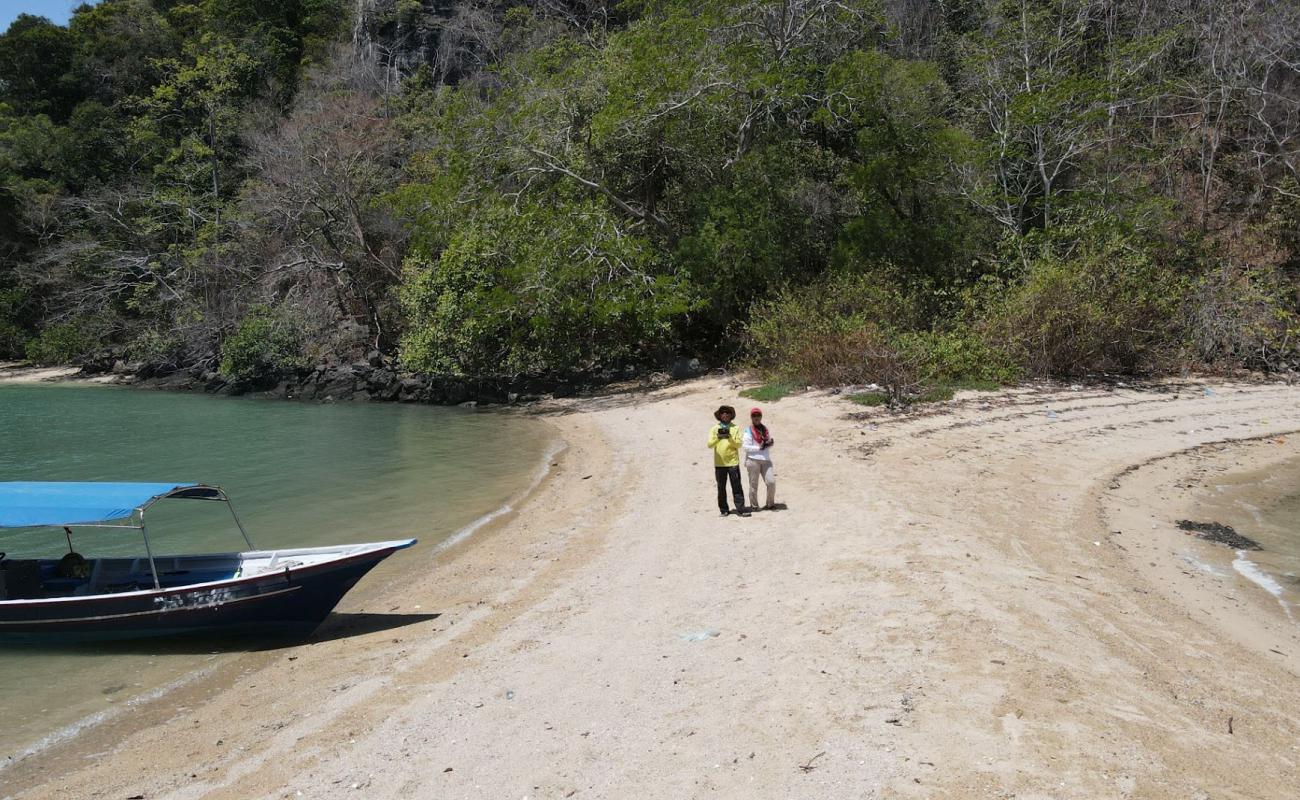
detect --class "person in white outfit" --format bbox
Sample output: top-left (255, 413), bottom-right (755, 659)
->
top-left (741, 406), bottom-right (777, 510)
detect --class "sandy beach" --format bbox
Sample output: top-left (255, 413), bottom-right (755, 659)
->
top-left (4, 376), bottom-right (1300, 799)
top-left (0, 363), bottom-right (88, 385)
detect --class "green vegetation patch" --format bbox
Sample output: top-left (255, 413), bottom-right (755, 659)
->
top-left (25, 320), bottom-right (94, 365)
top-left (219, 307), bottom-right (307, 387)
top-left (740, 382), bottom-right (798, 402)
top-left (848, 392), bottom-right (890, 407)
top-left (915, 386), bottom-right (955, 403)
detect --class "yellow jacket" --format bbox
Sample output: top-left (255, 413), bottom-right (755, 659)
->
top-left (707, 423), bottom-right (743, 467)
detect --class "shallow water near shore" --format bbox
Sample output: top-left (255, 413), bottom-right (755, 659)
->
top-left (0, 383), bottom-right (554, 765)
top-left (1190, 452), bottom-right (1300, 615)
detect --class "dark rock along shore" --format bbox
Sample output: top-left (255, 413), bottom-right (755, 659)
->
top-left (83, 354), bottom-right (708, 407)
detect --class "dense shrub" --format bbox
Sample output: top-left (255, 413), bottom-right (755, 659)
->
top-left (24, 320), bottom-right (94, 365)
top-left (126, 328), bottom-right (187, 370)
top-left (894, 329), bottom-right (1020, 386)
top-left (218, 307), bottom-right (307, 386)
top-left (0, 320), bottom-right (21, 359)
top-left (746, 271), bottom-right (927, 400)
top-left (978, 232), bottom-right (1188, 377)
top-left (0, 287), bottom-right (25, 358)
top-left (1184, 265), bottom-right (1300, 372)
top-left (747, 271), bottom-right (917, 378)
top-left (399, 199), bottom-right (693, 377)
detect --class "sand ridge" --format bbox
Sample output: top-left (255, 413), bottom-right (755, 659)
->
top-left (5, 377), bottom-right (1300, 798)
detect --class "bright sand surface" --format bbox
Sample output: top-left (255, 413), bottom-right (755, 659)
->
top-left (0, 363), bottom-right (87, 384)
top-left (4, 377), bottom-right (1300, 798)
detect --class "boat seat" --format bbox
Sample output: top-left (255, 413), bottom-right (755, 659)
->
top-left (156, 569), bottom-right (233, 587)
top-left (40, 577), bottom-right (86, 596)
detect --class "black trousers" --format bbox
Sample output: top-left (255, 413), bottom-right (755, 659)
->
top-left (715, 465), bottom-right (745, 513)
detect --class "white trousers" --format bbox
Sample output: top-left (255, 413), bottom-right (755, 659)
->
top-left (746, 459), bottom-right (776, 507)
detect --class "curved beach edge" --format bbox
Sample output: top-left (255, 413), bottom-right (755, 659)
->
top-left (7, 377), bottom-right (1300, 799)
top-left (1102, 431), bottom-right (1300, 670)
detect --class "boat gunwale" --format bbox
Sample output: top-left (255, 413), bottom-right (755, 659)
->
top-left (0, 538), bottom-right (416, 608)
top-left (0, 586), bottom-right (304, 626)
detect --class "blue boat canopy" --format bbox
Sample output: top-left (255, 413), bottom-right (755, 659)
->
top-left (0, 482), bottom-right (221, 528)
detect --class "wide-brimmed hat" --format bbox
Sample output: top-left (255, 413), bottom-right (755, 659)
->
top-left (714, 405), bottom-right (736, 420)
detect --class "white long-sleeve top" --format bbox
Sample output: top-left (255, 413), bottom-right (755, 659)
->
top-left (742, 426), bottom-right (774, 463)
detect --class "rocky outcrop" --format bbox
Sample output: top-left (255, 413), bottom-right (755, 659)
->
top-left (123, 353), bottom-right (685, 406)
top-left (354, 0), bottom-right (487, 87)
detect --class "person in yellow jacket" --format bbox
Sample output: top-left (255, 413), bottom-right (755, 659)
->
top-left (708, 405), bottom-right (750, 516)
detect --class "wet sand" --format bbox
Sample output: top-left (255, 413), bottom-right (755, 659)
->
top-left (5, 377), bottom-right (1300, 798)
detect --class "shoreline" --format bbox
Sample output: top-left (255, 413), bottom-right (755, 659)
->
top-left (6, 377), bottom-right (1300, 797)
top-left (1, 358), bottom-right (677, 405)
top-left (1103, 432), bottom-right (1300, 668)
top-left (0, 398), bottom-right (573, 791)
top-left (0, 363), bottom-right (98, 385)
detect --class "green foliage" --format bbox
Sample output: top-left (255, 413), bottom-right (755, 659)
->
top-left (0, 286), bottom-right (28, 358)
top-left (25, 320), bottom-right (95, 365)
top-left (979, 219), bottom-right (1189, 377)
top-left (895, 329), bottom-right (1020, 385)
top-left (915, 385), bottom-right (956, 403)
top-left (399, 198), bottom-right (693, 376)
top-left (675, 142), bottom-right (851, 333)
top-left (126, 327), bottom-right (185, 367)
top-left (848, 391), bottom-right (889, 406)
top-left (219, 307), bottom-right (306, 385)
top-left (848, 379), bottom-right (995, 408)
top-left (0, 0), bottom-right (349, 367)
top-left (748, 268), bottom-right (1019, 400)
top-left (1184, 263), bottom-right (1300, 372)
top-left (739, 382), bottom-right (798, 402)
top-left (4, 0), bottom-right (1300, 388)
top-left (746, 270), bottom-right (921, 384)
top-left (0, 321), bottom-right (21, 358)
top-left (0, 15), bottom-right (79, 119)
top-left (822, 50), bottom-right (984, 283)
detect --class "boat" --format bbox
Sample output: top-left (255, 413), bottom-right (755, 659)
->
top-left (0, 481), bottom-right (416, 642)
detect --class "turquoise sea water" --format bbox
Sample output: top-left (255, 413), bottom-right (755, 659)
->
top-left (1188, 454), bottom-right (1300, 616)
top-left (1225, 463), bottom-right (1300, 610)
top-left (0, 383), bottom-right (554, 765)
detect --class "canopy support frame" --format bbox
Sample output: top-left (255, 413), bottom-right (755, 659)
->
top-left (131, 485), bottom-right (253, 589)
top-left (224, 496), bottom-right (255, 551)
top-left (5, 485), bottom-right (255, 591)
top-left (133, 485), bottom-right (254, 550)
top-left (135, 511), bottom-right (162, 590)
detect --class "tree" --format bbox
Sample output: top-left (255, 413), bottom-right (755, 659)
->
top-left (957, 0), bottom-right (1113, 234)
top-left (0, 15), bottom-right (80, 120)
top-left (236, 52), bottom-right (407, 351)
top-left (400, 196), bottom-right (691, 376)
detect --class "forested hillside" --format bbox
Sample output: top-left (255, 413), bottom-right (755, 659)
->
top-left (2, 1), bottom-right (1298, 396)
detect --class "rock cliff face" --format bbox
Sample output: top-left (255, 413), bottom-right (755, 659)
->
top-left (352, 0), bottom-right (490, 86)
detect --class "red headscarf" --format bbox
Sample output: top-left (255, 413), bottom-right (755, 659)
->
top-left (748, 408), bottom-right (771, 447)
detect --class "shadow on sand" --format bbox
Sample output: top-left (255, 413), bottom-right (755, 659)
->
top-left (5, 612), bottom-right (441, 655)
top-left (308, 611), bottom-right (441, 644)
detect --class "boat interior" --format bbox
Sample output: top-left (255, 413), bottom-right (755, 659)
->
top-left (0, 544), bottom-right (382, 601)
top-left (0, 554), bottom-right (244, 600)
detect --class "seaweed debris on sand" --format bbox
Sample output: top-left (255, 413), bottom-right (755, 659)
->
top-left (1176, 520), bottom-right (1262, 551)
